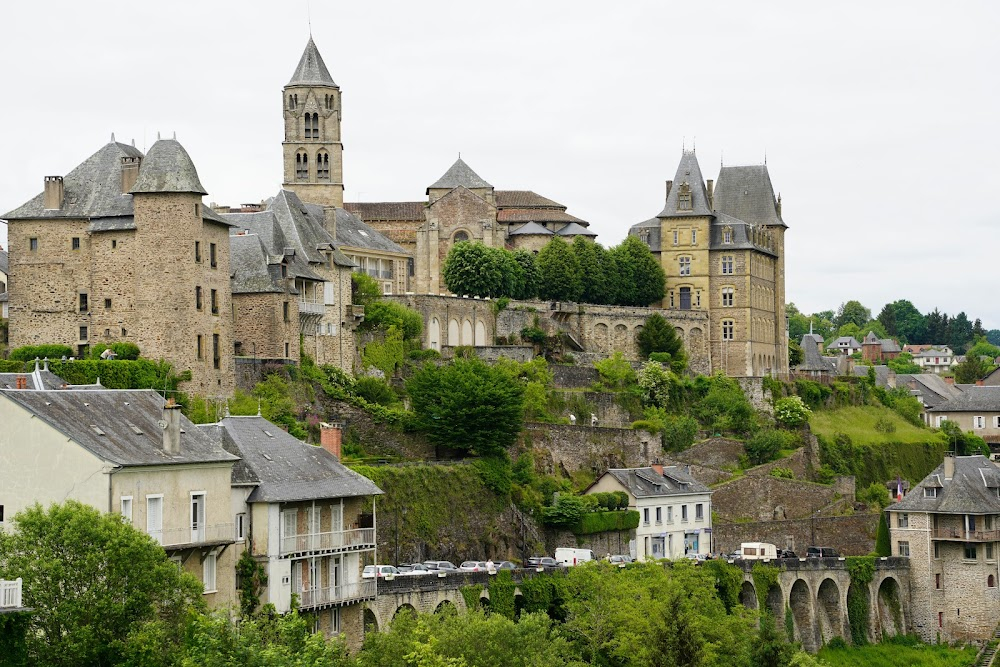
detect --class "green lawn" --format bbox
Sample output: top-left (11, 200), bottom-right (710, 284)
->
top-left (809, 405), bottom-right (946, 446)
top-left (818, 639), bottom-right (977, 667)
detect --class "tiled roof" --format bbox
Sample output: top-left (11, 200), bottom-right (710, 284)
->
top-left (713, 164), bottom-right (786, 228)
top-left (657, 151), bottom-right (713, 218)
top-left (0, 389), bottom-right (237, 467)
top-left (495, 191), bottom-right (562, 208)
top-left (344, 202), bottom-right (425, 221)
top-left (287, 37), bottom-right (337, 87)
top-left (927, 386), bottom-right (1000, 413)
top-left (216, 416), bottom-right (382, 503)
top-left (891, 455), bottom-right (1000, 514)
top-left (131, 139), bottom-right (208, 195)
top-left (427, 158), bottom-right (492, 191)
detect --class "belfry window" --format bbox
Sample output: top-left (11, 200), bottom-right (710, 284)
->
top-left (296, 152), bottom-right (308, 180)
top-left (317, 151), bottom-right (330, 180)
top-left (304, 113), bottom-right (319, 139)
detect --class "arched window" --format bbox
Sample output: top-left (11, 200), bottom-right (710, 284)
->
top-left (288, 95), bottom-right (294, 110)
top-left (295, 152), bottom-right (308, 180)
top-left (304, 112), bottom-right (319, 139)
top-left (990, 575), bottom-right (996, 588)
top-left (453, 231), bottom-right (469, 243)
top-left (317, 151), bottom-right (330, 180)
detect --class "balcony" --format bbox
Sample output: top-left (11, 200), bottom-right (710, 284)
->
top-left (151, 523), bottom-right (235, 549)
top-left (298, 580), bottom-right (376, 609)
top-left (932, 526), bottom-right (1000, 542)
top-left (298, 297), bottom-right (326, 316)
top-left (280, 528), bottom-right (376, 557)
top-left (0, 579), bottom-right (23, 610)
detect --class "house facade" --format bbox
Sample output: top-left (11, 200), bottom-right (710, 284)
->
top-left (587, 465), bottom-right (712, 561)
top-left (926, 386), bottom-right (1000, 438)
top-left (888, 454), bottom-right (1000, 642)
top-left (912, 346), bottom-right (958, 374)
top-left (0, 388), bottom-right (240, 608)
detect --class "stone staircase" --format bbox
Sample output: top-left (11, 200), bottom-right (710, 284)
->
top-left (975, 625), bottom-right (1000, 667)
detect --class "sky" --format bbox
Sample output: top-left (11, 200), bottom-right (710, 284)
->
top-left (2, 1), bottom-right (998, 326)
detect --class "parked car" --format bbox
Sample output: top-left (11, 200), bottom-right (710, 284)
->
top-left (806, 547), bottom-right (839, 558)
top-left (494, 561), bottom-right (517, 570)
top-left (555, 547), bottom-right (595, 566)
top-left (527, 556), bottom-right (561, 569)
top-left (607, 554), bottom-right (633, 565)
top-left (398, 563), bottom-right (432, 576)
top-left (778, 549), bottom-right (798, 559)
top-left (362, 565), bottom-right (400, 579)
top-left (423, 560), bottom-right (458, 571)
top-left (459, 561), bottom-right (489, 572)
top-left (684, 553), bottom-right (709, 563)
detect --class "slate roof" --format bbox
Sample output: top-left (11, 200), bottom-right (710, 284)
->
top-left (427, 158), bottom-right (492, 191)
top-left (495, 191), bottom-right (562, 208)
top-left (927, 386), bottom-right (1000, 413)
top-left (890, 455), bottom-right (1000, 514)
top-left (0, 248), bottom-right (7, 275)
top-left (556, 222), bottom-right (597, 237)
top-left (895, 373), bottom-right (963, 409)
top-left (224, 207), bottom-right (326, 282)
top-left (331, 208), bottom-right (407, 254)
top-left (230, 234), bottom-right (288, 295)
top-left (830, 336), bottom-right (862, 349)
top-left (0, 389), bottom-right (237, 467)
top-left (630, 217), bottom-right (662, 251)
top-left (344, 202), bottom-right (425, 221)
top-left (287, 37), bottom-right (337, 87)
top-left (0, 360), bottom-right (73, 390)
top-left (130, 138), bottom-right (208, 195)
top-left (851, 365), bottom-right (891, 388)
top-left (238, 190), bottom-right (335, 266)
top-left (707, 212), bottom-right (778, 256)
top-left (712, 164), bottom-right (787, 228)
top-left (597, 466), bottom-right (711, 498)
top-left (914, 348), bottom-right (954, 359)
top-left (657, 151), bottom-right (713, 218)
top-left (215, 415), bottom-right (382, 503)
top-left (4, 140), bottom-right (143, 220)
top-left (508, 222), bottom-right (554, 236)
top-left (796, 333), bottom-right (838, 373)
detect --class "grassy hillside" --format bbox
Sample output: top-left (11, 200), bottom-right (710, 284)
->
top-left (818, 638), bottom-right (976, 667)
top-left (809, 405), bottom-right (945, 446)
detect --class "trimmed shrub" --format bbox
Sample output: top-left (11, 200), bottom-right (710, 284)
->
top-left (89, 342), bottom-right (141, 360)
top-left (9, 344), bottom-right (74, 361)
top-left (353, 376), bottom-right (396, 406)
top-left (574, 510), bottom-right (640, 535)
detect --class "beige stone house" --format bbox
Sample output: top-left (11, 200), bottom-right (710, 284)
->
top-left (0, 388), bottom-right (240, 609)
top-left (630, 153), bottom-right (788, 377)
top-left (888, 454), bottom-right (1000, 642)
top-left (210, 416), bottom-right (381, 647)
top-left (3, 138), bottom-right (235, 396)
top-left (926, 386), bottom-right (1000, 439)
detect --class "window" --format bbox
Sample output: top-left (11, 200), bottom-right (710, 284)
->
top-left (304, 112), bottom-right (319, 139)
top-left (79, 293), bottom-right (88, 312)
top-left (691, 229), bottom-right (697, 245)
top-left (898, 513), bottom-right (909, 528)
top-left (938, 611), bottom-right (943, 628)
top-left (194, 203), bottom-right (200, 217)
top-left (681, 505), bottom-right (688, 522)
top-left (236, 513), bottom-right (246, 541)
top-left (197, 335), bottom-right (203, 360)
top-left (190, 492), bottom-right (205, 542)
top-left (696, 504), bottom-right (704, 521)
top-left (994, 416), bottom-right (1000, 428)
top-left (146, 495), bottom-right (163, 544)
top-left (679, 256), bottom-right (691, 276)
top-left (296, 152), bottom-right (308, 179)
top-left (897, 541), bottom-right (910, 557)
top-left (988, 544), bottom-right (995, 560)
top-left (679, 286), bottom-right (691, 310)
top-left (196, 286), bottom-right (203, 310)
top-left (330, 607), bottom-right (341, 634)
top-left (318, 151), bottom-right (330, 180)
top-left (965, 544), bottom-right (978, 560)
top-left (0, 505), bottom-right (4, 525)
top-left (643, 508), bottom-right (650, 525)
top-left (655, 507), bottom-right (662, 524)
top-left (195, 241), bottom-right (201, 263)
top-left (284, 342), bottom-right (290, 357)
top-left (72, 237), bottom-right (80, 250)
top-left (672, 230), bottom-right (679, 245)
top-left (924, 487), bottom-right (939, 498)
top-left (203, 553), bottom-right (217, 593)
top-left (104, 298), bottom-right (112, 309)
top-left (209, 243), bottom-right (217, 268)
top-left (677, 183), bottom-right (692, 210)
top-left (213, 334), bottom-right (220, 370)
top-left (121, 497), bottom-right (133, 524)
top-left (112, 239), bottom-right (117, 249)
top-left (454, 231), bottom-right (469, 243)
top-left (934, 542), bottom-right (941, 559)
top-left (283, 301), bottom-right (290, 322)
top-left (29, 238), bottom-right (38, 251)
top-left (721, 287), bottom-right (734, 307)
top-left (991, 575), bottom-right (997, 588)
top-left (79, 326), bottom-right (88, 341)
top-left (987, 515), bottom-right (994, 530)
top-left (975, 416), bottom-right (986, 429)
top-left (936, 573), bottom-right (942, 589)
top-left (211, 289), bottom-right (218, 315)
top-left (667, 506), bottom-right (673, 522)
top-left (723, 227), bottom-right (732, 244)
top-left (722, 320), bottom-right (735, 341)
top-left (721, 255), bottom-right (734, 274)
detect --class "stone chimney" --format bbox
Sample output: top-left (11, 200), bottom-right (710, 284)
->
top-left (320, 422), bottom-right (343, 460)
top-left (163, 398), bottom-right (182, 455)
top-left (706, 179), bottom-right (714, 209)
top-left (664, 180), bottom-right (673, 200)
top-left (944, 451), bottom-right (956, 481)
top-left (44, 176), bottom-right (64, 210)
top-left (651, 462), bottom-right (664, 476)
top-left (121, 156), bottom-right (141, 194)
top-left (323, 206), bottom-right (338, 242)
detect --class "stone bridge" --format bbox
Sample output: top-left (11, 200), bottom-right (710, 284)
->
top-left (366, 558), bottom-right (911, 653)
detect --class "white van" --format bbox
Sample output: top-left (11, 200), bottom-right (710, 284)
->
top-left (738, 542), bottom-right (777, 560)
top-left (555, 547), bottom-right (595, 566)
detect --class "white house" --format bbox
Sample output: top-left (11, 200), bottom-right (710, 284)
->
top-left (912, 347), bottom-right (958, 374)
top-left (586, 465), bottom-right (712, 561)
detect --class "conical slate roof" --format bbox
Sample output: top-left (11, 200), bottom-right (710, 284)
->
top-left (427, 158), bottom-right (492, 191)
top-left (131, 139), bottom-right (208, 195)
top-left (657, 150), bottom-right (712, 218)
top-left (287, 37), bottom-right (337, 87)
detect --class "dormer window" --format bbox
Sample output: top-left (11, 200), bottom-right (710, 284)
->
top-left (723, 226), bottom-right (733, 244)
top-left (924, 487), bottom-right (939, 498)
top-left (677, 182), bottom-right (692, 211)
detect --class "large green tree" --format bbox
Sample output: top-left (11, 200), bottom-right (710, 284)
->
top-left (510, 249), bottom-right (540, 300)
top-left (571, 236), bottom-right (609, 304)
top-left (443, 242), bottom-right (522, 299)
top-left (536, 237), bottom-right (582, 301)
top-left (637, 313), bottom-right (687, 372)
top-left (833, 300), bottom-right (871, 329)
top-left (406, 357), bottom-right (525, 456)
top-left (0, 501), bottom-right (204, 667)
top-left (889, 300), bottom-right (926, 344)
top-left (610, 235), bottom-right (666, 306)
top-left (948, 311), bottom-right (974, 354)
top-left (954, 353), bottom-right (992, 384)
top-left (876, 303), bottom-right (897, 336)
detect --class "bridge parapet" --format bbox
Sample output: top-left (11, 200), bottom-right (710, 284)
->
top-left (729, 556), bottom-right (909, 573)
top-left (378, 568), bottom-right (559, 596)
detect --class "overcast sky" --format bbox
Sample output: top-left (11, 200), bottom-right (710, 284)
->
top-left (2, 1), bottom-right (998, 326)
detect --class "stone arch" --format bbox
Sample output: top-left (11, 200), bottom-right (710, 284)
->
top-left (846, 580), bottom-right (871, 645)
top-left (478, 588), bottom-right (491, 613)
top-left (689, 327), bottom-right (703, 357)
top-left (740, 581), bottom-right (758, 610)
top-left (435, 599), bottom-right (457, 616)
top-left (462, 319), bottom-right (473, 346)
top-left (789, 579), bottom-right (816, 652)
top-left (613, 324), bottom-right (629, 352)
top-left (592, 322), bottom-right (610, 353)
top-left (765, 584), bottom-right (783, 620)
top-left (429, 317), bottom-right (441, 351)
top-left (393, 603), bottom-right (417, 621)
top-left (816, 578), bottom-right (843, 645)
top-left (363, 607), bottom-right (380, 634)
top-left (876, 576), bottom-right (904, 639)
top-left (475, 320), bottom-right (487, 346)
top-left (448, 319), bottom-right (460, 345)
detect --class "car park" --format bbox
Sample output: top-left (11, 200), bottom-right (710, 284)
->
top-left (362, 565), bottom-right (400, 579)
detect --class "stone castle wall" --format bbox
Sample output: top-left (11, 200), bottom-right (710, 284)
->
top-left (522, 423), bottom-right (660, 477)
top-left (713, 513), bottom-right (879, 556)
top-left (233, 292), bottom-right (300, 361)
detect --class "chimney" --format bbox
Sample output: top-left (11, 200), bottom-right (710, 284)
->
top-left (944, 377), bottom-right (955, 385)
top-left (651, 462), bottom-right (664, 475)
top-left (706, 179), bottom-right (714, 209)
top-left (15, 375), bottom-right (27, 390)
top-left (323, 205), bottom-right (338, 241)
top-left (121, 156), bottom-right (141, 194)
top-left (44, 176), bottom-right (64, 210)
top-left (664, 180), bottom-right (673, 200)
top-left (977, 379), bottom-right (985, 386)
top-left (944, 451), bottom-right (956, 481)
top-left (320, 422), bottom-right (343, 460)
top-left (162, 398), bottom-right (182, 455)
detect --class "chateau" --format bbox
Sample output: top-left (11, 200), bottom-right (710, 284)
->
top-left (1, 36), bottom-right (790, 383)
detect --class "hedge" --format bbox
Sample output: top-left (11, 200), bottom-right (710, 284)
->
top-left (0, 359), bottom-right (184, 392)
top-left (573, 510), bottom-right (640, 535)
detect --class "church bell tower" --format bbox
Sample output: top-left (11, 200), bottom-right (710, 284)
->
top-left (282, 37), bottom-right (344, 208)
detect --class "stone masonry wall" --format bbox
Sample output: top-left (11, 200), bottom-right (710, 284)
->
top-left (714, 513), bottom-right (878, 556)
top-left (711, 475), bottom-right (849, 523)
top-left (233, 292), bottom-right (300, 360)
top-left (523, 423), bottom-right (661, 477)
top-left (544, 527), bottom-right (636, 558)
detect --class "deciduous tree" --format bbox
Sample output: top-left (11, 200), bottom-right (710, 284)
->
top-left (536, 237), bottom-right (582, 302)
top-left (610, 235), bottom-right (666, 307)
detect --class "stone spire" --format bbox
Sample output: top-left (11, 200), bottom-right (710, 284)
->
top-left (287, 36), bottom-right (337, 88)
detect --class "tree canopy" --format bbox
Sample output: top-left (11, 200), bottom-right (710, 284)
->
top-left (637, 313), bottom-right (687, 372)
top-left (610, 235), bottom-right (666, 306)
top-left (536, 237), bottom-right (583, 302)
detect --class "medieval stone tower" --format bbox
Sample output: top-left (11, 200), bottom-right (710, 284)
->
top-left (282, 37), bottom-right (344, 208)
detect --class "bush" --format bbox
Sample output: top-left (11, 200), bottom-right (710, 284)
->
top-left (520, 326), bottom-right (546, 345)
top-left (353, 376), bottom-right (396, 406)
top-left (745, 429), bottom-right (798, 466)
top-left (89, 342), bottom-right (141, 360)
top-left (770, 467), bottom-right (794, 479)
top-left (541, 495), bottom-right (588, 528)
top-left (473, 455), bottom-right (513, 498)
top-left (360, 301), bottom-right (423, 340)
top-left (857, 482), bottom-right (891, 510)
top-left (351, 272), bottom-right (382, 306)
top-left (408, 348), bottom-right (441, 361)
top-left (873, 416), bottom-right (896, 434)
top-left (9, 344), bottom-right (74, 361)
top-left (595, 352), bottom-right (636, 390)
top-left (775, 396), bottom-right (812, 428)
top-left (574, 510), bottom-right (640, 535)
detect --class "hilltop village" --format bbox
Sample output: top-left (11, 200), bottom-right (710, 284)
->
top-left (0, 36), bottom-right (997, 666)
